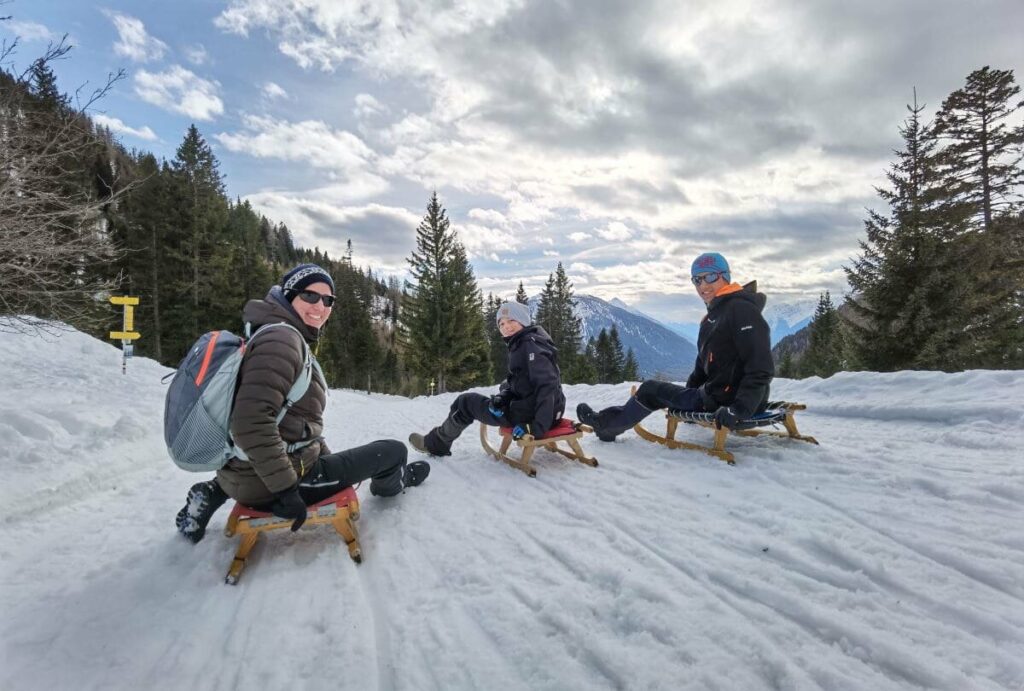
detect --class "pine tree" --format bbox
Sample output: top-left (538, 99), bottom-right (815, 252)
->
top-left (577, 338), bottom-right (598, 384)
top-left (608, 324), bottom-right (626, 382)
top-left (172, 125), bottom-right (228, 341)
top-left (400, 193), bottom-right (489, 392)
top-left (932, 67), bottom-right (1024, 368)
top-left (515, 281), bottom-right (529, 305)
top-left (844, 93), bottom-right (959, 370)
top-left (622, 348), bottom-right (640, 381)
top-left (485, 293), bottom-right (507, 383)
top-left (535, 263), bottom-right (583, 381)
top-left (803, 292), bottom-right (843, 378)
top-left (593, 328), bottom-right (615, 383)
top-left (934, 67), bottom-right (1024, 232)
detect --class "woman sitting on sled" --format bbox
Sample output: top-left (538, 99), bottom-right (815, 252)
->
top-left (409, 301), bottom-right (566, 456)
top-left (175, 263), bottom-right (431, 544)
top-left (577, 252), bottom-right (774, 441)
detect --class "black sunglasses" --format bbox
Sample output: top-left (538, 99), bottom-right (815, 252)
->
top-left (298, 290), bottom-right (336, 307)
top-left (691, 272), bottom-right (724, 286)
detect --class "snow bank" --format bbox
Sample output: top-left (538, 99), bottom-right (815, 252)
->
top-left (1, 325), bottom-right (1022, 690)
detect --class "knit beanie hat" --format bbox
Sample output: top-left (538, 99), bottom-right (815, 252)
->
top-left (281, 263), bottom-right (335, 299)
top-left (496, 301), bottom-right (532, 327)
top-left (690, 252), bottom-right (731, 282)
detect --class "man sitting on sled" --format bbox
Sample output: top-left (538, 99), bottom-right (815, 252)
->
top-left (409, 301), bottom-right (566, 456)
top-left (577, 252), bottom-right (774, 441)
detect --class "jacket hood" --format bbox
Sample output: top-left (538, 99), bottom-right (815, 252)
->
top-left (709, 280), bottom-right (767, 313)
top-left (242, 286), bottom-right (321, 342)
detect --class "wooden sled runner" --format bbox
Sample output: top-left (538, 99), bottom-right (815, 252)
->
top-left (480, 418), bottom-right (598, 477)
top-left (631, 386), bottom-right (818, 465)
top-left (222, 486), bottom-right (361, 585)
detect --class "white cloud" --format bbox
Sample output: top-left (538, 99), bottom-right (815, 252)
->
top-left (134, 66), bottom-right (224, 120)
top-left (243, 194), bottom-right (419, 268)
top-left (262, 82), bottom-right (289, 100)
top-left (596, 221), bottom-right (633, 241)
top-left (457, 223), bottom-right (521, 260)
top-left (354, 93), bottom-right (387, 119)
top-left (467, 208), bottom-right (508, 226)
top-left (105, 11), bottom-right (167, 62)
top-left (93, 114), bottom-right (158, 141)
top-left (184, 44), bottom-right (209, 65)
top-left (4, 20), bottom-right (58, 42)
top-left (216, 116), bottom-right (389, 201)
top-left (216, 115), bottom-right (374, 171)
top-left (208, 0), bottom-right (1023, 305)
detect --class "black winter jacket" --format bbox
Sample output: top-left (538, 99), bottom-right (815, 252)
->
top-left (685, 283), bottom-right (774, 418)
top-left (498, 325), bottom-right (566, 437)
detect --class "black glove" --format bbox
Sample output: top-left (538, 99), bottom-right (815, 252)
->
top-left (271, 486), bottom-right (307, 532)
top-left (488, 394), bottom-right (507, 418)
top-left (713, 406), bottom-right (741, 430)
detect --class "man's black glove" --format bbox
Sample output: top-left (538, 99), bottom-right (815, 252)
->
top-left (271, 486), bottom-right (307, 532)
top-left (713, 406), bottom-right (741, 430)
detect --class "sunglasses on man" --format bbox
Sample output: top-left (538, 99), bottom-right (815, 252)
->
top-left (691, 272), bottom-right (725, 286)
top-left (297, 290), bottom-right (336, 307)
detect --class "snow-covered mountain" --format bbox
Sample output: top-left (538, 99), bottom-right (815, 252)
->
top-left (528, 294), bottom-right (697, 379)
top-left (762, 299), bottom-right (817, 344)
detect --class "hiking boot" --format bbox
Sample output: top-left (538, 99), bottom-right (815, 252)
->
top-left (403, 461), bottom-right (431, 488)
top-left (576, 403), bottom-right (598, 428)
top-left (576, 403), bottom-right (615, 442)
top-left (175, 480), bottom-right (229, 544)
top-left (577, 398), bottom-right (650, 442)
top-left (408, 431), bottom-right (451, 457)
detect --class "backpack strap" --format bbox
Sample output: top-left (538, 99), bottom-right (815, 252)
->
top-left (232, 322), bottom-right (320, 461)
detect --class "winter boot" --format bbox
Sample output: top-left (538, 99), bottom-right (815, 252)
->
top-left (408, 414), bottom-right (469, 457)
top-left (175, 479), bottom-right (229, 544)
top-left (403, 461), bottom-right (431, 488)
top-left (409, 431), bottom-right (451, 457)
top-left (577, 397), bottom-right (651, 442)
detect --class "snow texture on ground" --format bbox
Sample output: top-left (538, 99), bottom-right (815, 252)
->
top-left (1, 325), bottom-right (1022, 690)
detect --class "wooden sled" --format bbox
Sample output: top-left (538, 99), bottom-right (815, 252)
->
top-left (480, 418), bottom-right (598, 477)
top-left (631, 386), bottom-right (818, 465)
top-left (222, 486), bottom-right (361, 585)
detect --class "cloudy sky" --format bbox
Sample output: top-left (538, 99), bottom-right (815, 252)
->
top-left (4, 0), bottom-right (1022, 323)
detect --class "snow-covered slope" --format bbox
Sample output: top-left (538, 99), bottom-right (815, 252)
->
top-left (2, 326), bottom-right (1023, 690)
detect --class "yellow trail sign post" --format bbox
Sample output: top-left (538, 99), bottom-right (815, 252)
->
top-left (109, 296), bottom-right (140, 374)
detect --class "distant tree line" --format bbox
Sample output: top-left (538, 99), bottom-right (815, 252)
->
top-left (779, 66), bottom-right (1023, 378)
top-left (1, 39), bottom-right (410, 392)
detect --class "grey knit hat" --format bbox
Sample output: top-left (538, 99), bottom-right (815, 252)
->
top-left (496, 301), bottom-right (532, 327)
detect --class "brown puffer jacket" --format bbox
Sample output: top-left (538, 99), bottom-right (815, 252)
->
top-left (216, 287), bottom-right (330, 506)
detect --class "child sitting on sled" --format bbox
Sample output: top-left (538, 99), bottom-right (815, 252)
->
top-left (577, 252), bottom-right (774, 441)
top-left (409, 301), bottom-right (566, 456)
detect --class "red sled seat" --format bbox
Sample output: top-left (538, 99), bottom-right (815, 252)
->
top-left (498, 417), bottom-right (578, 439)
top-left (222, 486), bottom-right (361, 584)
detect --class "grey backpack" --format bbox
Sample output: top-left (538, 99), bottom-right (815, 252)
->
top-left (163, 323), bottom-right (323, 472)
